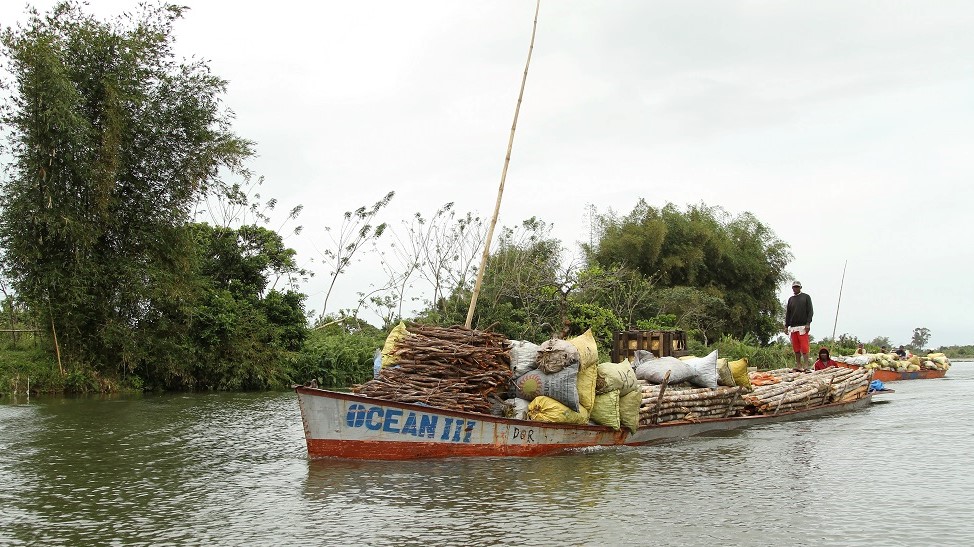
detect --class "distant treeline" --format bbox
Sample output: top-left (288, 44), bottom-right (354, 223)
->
top-left (935, 346), bottom-right (974, 359)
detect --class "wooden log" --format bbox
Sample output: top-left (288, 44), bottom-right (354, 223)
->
top-left (650, 370), bottom-right (671, 425)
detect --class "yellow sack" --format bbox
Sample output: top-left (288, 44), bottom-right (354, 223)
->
top-left (569, 329), bottom-right (599, 412)
top-left (589, 391), bottom-right (621, 430)
top-left (716, 358), bottom-right (736, 387)
top-left (576, 361), bottom-right (597, 412)
top-left (381, 321), bottom-right (408, 367)
top-left (595, 361), bottom-right (639, 396)
top-left (729, 358), bottom-right (751, 389)
top-left (619, 390), bottom-right (641, 434)
top-left (528, 396), bottom-right (590, 425)
top-left (568, 329), bottom-right (599, 370)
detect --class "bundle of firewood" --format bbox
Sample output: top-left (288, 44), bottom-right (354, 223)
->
top-left (638, 384), bottom-right (745, 424)
top-left (743, 366), bottom-right (872, 414)
top-left (352, 324), bottom-right (512, 414)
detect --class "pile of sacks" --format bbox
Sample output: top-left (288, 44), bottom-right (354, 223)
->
top-left (837, 352), bottom-right (951, 372)
top-left (631, 350), bottom-right (753, 391)
top-left (504, 329), bottom-right (641, 433)
top-left (504, 340), bottom-right (764, 430)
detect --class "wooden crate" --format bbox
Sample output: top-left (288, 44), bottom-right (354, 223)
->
top-left (611, 330), bottom-right (688, 362)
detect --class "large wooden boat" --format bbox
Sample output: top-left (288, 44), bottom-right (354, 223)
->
top-left (295, 386), bottom-right (874, 460)
top-left (836, 362), bottom-right (946, 382)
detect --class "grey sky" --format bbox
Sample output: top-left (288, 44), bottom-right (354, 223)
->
top-left (2, 1), bottom-right (971, 347)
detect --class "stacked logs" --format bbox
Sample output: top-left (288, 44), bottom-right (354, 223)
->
top-left (352, 324), bottom-right (512, 414)
top-left (743, 366), bottom-right (872, 414)
top-left (638, 384), bottom-right (745, 425)
top-left (634, 366), bottom-right (873, 424)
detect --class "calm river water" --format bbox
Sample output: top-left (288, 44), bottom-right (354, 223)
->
top-left (2, 364), bottom-right (972, 546)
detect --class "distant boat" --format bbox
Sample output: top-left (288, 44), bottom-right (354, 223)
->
top-left (836, 362), bottom-right (946, 382)
top-left (295, 386), bottom-right (874, 460)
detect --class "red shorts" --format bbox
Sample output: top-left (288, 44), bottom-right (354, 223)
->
top-left (790, 330), bottom-right (810, 353)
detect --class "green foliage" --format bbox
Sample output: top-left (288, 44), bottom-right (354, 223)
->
top-left (586, 201), bottom-right (791, 343)
top-left (0, 2), bottom-right (252, 376)
top-left (821, 333), bottom-right (863, 357)
top-left (176, 223), bottom-right (309, 391)
top-left (462, 218), bottom-right (566, 340)
top-left (636, 314), bottom-right (678, 330)
top-left (868, 336), bottom-right (892, 349)
top-left (648, 286), bottom-right (728, 345)
top-left (935, 345), bottom-right (974, 358)
top-left (565, 301), bottom-right (624, 350)
top-left (293, 326), bottom-right (385, 388)
top-left (692, 334), bottom-right (793, 370)
top-left (910, 327), bottom-right (931, 351)
top-left (0, 346), bottom-right (53, 394)
top-left (0, 4), bottom-right (313, 392)
top-left (63, 369), bottom-right (99, 393)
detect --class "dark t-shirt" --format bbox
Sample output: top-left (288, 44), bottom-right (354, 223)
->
top-left (786, 292), bottom-right (813, 327)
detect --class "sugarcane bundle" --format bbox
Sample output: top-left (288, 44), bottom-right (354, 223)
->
top-left (352, 324), bottom-right (512, 414)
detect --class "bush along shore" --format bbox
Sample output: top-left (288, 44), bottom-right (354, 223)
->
top-left (7, 326), bottom-right (963, 396)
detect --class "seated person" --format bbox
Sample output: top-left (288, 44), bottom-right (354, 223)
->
top-left (894, 345), bottom-right (907, 358)
top-left (813, 347), bottom-right (838, 371)
top-left (854, 343), bottom-right (866, 355)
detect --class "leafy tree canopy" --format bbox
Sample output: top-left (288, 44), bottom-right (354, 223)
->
top-left (585, 201), bottom-right (792, 343)
top-left (0, 2), bottom-right (265, 382)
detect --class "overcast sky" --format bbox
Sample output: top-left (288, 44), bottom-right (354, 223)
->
top-left (2, 1), bottom-right (971, 347)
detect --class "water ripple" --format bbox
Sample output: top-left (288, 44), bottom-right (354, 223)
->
top-left (2, 364), bottom-right (973, 545)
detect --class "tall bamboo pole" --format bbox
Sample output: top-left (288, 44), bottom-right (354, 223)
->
top-left (465, 0), bottom-right (541, 329)
top-left (50, 314), bottom-right (64, 376)
top-left (831, 260), bottom-right (847, 340)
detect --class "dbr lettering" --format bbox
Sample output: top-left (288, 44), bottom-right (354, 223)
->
top-left (512, 426), bottom-right (535, 443)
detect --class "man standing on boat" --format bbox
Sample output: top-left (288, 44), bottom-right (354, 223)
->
top-left (785, 280), bottom-right (813, 370)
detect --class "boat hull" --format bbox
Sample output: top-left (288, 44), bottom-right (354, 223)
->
top-left (837, 362), bottom-right (946, 382)
top-left (295, 386), bottom-right (873, 460)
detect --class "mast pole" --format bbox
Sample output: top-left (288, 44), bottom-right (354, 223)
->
top-left (831, 260), bottom-right (848, 340)
top-left (465, 0), bottom-right (541, 329)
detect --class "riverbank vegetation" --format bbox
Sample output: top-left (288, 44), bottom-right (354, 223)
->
top-left (0, 3), bottom-right (965, 396)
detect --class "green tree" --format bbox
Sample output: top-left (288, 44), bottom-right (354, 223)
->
top-left (868, 336), bottom-right (892, 350)
top-left (586, 201), bottom-right (791, 343)
top-left (0, 3), bottom-right (252, 374)
top-left (182, 223), bottom-right (308, 390)
top-left (469, 217), bottom-right (565, 340)
top-left (651, 286), bottom-right (727, 346)
top-left (910, 327), bottom-right (931, 351)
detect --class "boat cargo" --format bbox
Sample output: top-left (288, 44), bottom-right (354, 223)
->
top-left (295, 384), bottom-right (873, 460)
top-left (835, 351), bottom-right (950, 382)
top-left (296, 325), bottom-right (878, 460)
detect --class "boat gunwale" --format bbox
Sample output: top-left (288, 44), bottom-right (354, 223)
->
top-left (294, 385), bottom-right (873, 433)
top-left (835, 362), bottom-right (947, 381)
